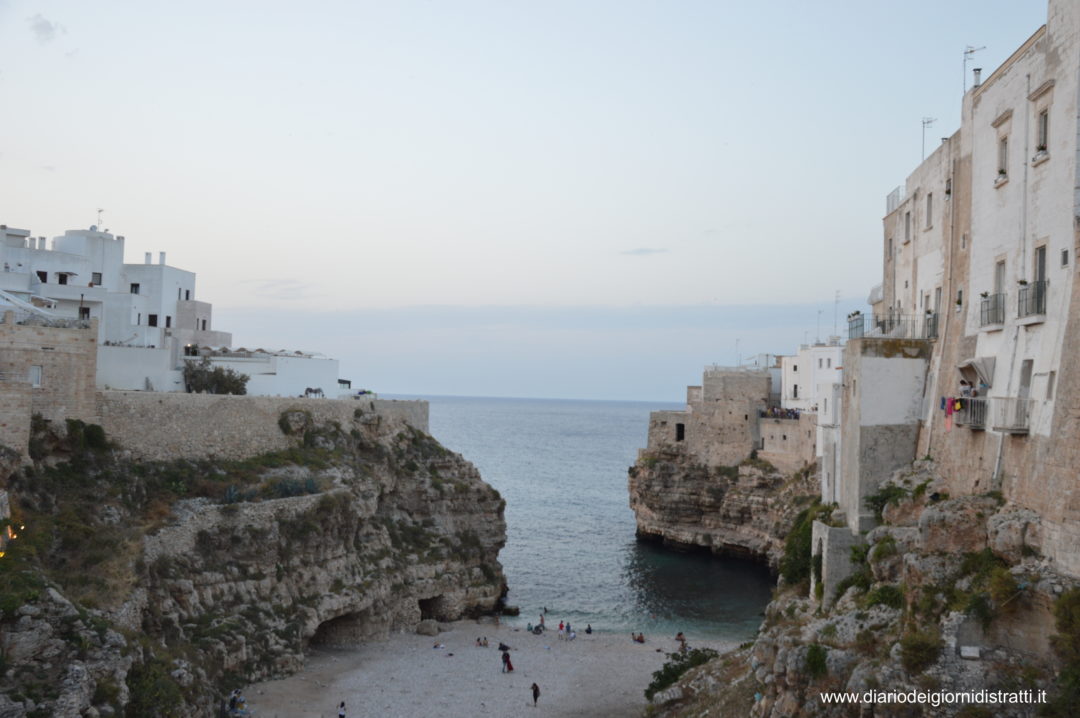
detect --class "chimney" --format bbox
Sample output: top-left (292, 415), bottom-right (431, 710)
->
top-left (159, 251), bottom-right (166, 265)
top-left (144, 252), bottom-right (152, 265)
top-left (973, 68), bottom-right (982, 87)
top-left (38, 237), bottom-right (46, 249)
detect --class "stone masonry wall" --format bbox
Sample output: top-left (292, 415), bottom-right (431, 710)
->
top-left (96, 390), bottom-right (429, 461)
top-left (0, 312), bottom-right (99, 453)
top-left (759, 412), bottom-right (817, 476)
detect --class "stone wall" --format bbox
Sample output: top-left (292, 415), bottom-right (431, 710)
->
top-left (758, 413), bottom-right (817, 476)
top-left (0, 312), bottom-right (99, 454)
top-left (96, 390), bottom-right (428, 460)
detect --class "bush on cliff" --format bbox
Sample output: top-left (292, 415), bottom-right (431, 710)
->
top-left (780, 500), bottom-right (831, 586)
top-left (644, 647), bottom-right (720, 701)
top-left (899, 628), bottom-right (943, 674)
top-left (1042, 588), bottom-right (1080, 716)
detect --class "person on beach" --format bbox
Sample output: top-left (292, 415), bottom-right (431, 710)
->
top-left (558, 620), bottom-right (564, 632)
top-left (527, 622), bottom-right (533, 632)
top-left (585, 624), bottom-right (592, 635)
top-left (482, 637), bottom-right (489, 647)
top-left (539, 614), bottom-right (545, 628)
top-left (531, 683), bottom-right (540, 706)
top-left (476, 637), bottom-right (482, 647)
top-left (505, 652), bottom-right (515, 672)
top-left (338, 701), bottom-right (346, 718)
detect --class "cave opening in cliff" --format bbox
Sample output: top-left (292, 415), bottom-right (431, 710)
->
top-left (310, 609), bottom-right (375, 648)
top-left (419, 595), bottom-right (451, 622)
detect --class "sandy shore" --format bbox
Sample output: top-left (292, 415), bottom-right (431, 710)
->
top-left (244, 620), bottom-right (737, 718)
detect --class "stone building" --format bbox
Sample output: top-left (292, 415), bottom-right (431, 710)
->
top-left (822, 0), bottom-right (1080, 579)
top-left (0, 309), bottom-right (99, 455)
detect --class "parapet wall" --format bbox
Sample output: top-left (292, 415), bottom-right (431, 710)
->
top-left (96, 391), bottom-right (429, 461)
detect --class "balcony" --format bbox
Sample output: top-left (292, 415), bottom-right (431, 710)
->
top-left (847, 313), bottom-right (935, 341)
top-left (990, 397), bottom-right (1033, 435)
top-left (954, 397), bottom-right (987, 430)
top-left (980, 293), bottom-right (1005, 327)
top-left (1017, 280), bottom-right (1047, 320)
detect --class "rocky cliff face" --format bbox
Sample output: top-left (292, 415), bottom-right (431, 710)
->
top-left (628, 447), bottom-right (816, 567)
top-left (645, 461), bottom-right (1078, 718)
top-left (0, 411), bottom-right (506, 717)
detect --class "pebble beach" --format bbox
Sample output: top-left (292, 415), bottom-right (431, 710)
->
top-left (245, 620), bottom-right (738, 718)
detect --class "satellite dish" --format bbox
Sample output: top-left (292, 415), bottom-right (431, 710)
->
top-left (90, 225), bottom-right (97, 231)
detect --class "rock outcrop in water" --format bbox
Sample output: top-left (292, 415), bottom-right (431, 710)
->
top-left (0, 409), bottom-right (505, 717)
top-left (628, 448), bottom-right (816, 567)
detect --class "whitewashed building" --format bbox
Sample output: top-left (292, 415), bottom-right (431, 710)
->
top-left (1, 224), bottom-right (350, 397)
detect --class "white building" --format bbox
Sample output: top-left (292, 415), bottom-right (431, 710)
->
top-left (1, 223), bottom-right (349, 397)
top-left (779, 340), bottom-right (843, 412)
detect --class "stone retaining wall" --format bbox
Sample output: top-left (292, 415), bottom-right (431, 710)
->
top-left (96, 390), bottom-right (428, 460)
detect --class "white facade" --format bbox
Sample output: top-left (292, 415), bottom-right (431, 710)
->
top-left (1, 223), bottom-right (350, 397)
top-left (780, 341), bottom-right (843, 412)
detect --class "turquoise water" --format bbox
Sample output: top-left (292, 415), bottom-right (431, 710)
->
top-left (414, 395), bottom-right (774, 641)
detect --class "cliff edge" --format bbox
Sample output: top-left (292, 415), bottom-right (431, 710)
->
top-left (0, 405), bottom-right (506, 717)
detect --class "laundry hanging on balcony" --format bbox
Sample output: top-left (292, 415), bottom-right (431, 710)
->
top-left (957, 357), bottom-right (996, 390)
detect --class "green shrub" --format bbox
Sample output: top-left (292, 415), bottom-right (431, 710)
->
top-left (644, 648), bottom-right (720, 700)
top-left (805, 644), bottom-right (828, 679)
top-left (865, 584), bottom-right (904, 609)
top-left (1041, 588), bottom-right (1080, 716)
top-left (125, 657), bottom-right (184, 717)
top-left (899, 629), bottom-right (943, 674)
top-left (780, 500), bottom-right (831, 585)
top-left (870, 534), bottom-right (898, 562)
top-left (864, 484), bottom-right (909, 520)
top-left (182, 357), bottom-right (248, 395)
top-left (988, 567), bottom-right (1020, 608)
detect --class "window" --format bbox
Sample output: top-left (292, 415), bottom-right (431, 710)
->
top-left (91, 272), bottom-right (102, 285)
top-left (1047, 371), bottom-right (1056, 400)
top-left (130, 283), bottom-right (140, 295)
top-left (178, 288), bottom-right (182, 300)
top-left (137, 312), bottom-right (141, 325)
top-left (826, 358), bottom-right (831, 368)
top-left (36, 270), bottom-right (47, 283)
top-left (925, 193), bottom-right (933, 228)
top-left (58, 273), bottom-right (68, 285)
top-left (905, 211), bottom-right (911, 242)
top-left (78, 307), bottom-right (90, 320)
top-left (998, 136), bottom-right (1009, 175)
top-left (994, 260), bottom-right (1006, 294)
top-left (148, 314), bottom-right (158, 327)
top-left (823, 398), bottom-right (827, 413)
top-left (818, 358), bottom-right (823, 369)
top-left (1037, 110), bottom-right (1049, 150)
top-left (165, 316), bottom-right (172, 328)
top-left (888, 237), bottom-right (893, 257)
top-left (185, 290), bottom-right (191, 300)
top-left (201, 319), bottom-right (207, 330)
top-left (29, 366), bottom-right (42, 388)
top-left (793, 385), bottom-right (799, 399)
top-left (675, 423), bottom-right (685, 442)
top-left (793, 364), bottom-right (798, 372)
top-left (1063, 249), bottom-right (1069, 267)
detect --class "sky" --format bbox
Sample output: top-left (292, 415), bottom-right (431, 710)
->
top-left (0, 0), bottom-right (1050, 400)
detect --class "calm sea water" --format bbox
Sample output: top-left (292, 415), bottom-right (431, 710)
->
top-left (402, 395), bottom-right (774, 641)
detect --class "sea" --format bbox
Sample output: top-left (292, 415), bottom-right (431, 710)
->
top-left (404, 394), bottom-right (775, 642)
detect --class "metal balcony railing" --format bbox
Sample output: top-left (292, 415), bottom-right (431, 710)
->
top-left (1017, 280), bottom-right (1048, 318)
top-left (980, 293), bottom-right (1006, 326)
top-left (847, 313), bottom-right (934, 341)
top-left (954, 397), bottom-right (987, 430)
top-left (990, 397), bottom-right (1033, 434)
top-left (924, 313), bottom-right (939, 340)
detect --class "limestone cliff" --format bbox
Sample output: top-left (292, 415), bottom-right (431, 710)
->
top-left (628, 447), bottom-right (816, 566)
top-left (0, 409), bottom-right (506, 717)
top-left (645, 462), bottom-right (1079, 718)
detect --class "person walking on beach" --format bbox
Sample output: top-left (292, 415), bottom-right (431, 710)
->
top-left (338, 701), bottom-right (346, 718)
top-left (531, 683), bottom-right (540, 706)
top-left (501, 651), bottom-right (510, 673)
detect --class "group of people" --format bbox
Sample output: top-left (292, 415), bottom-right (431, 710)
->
top-left (760, 406), bottom-right (801, 420)
top-left (474, 636), bottom-right (490, 647)
top-left (631, 632), bottom-right (646, 643)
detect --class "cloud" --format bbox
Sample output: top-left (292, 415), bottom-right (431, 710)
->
top-left (620, 248), bottom-right (668, 256)
top-left (28, 14), bottom-right (63, 44)
top-left (239, 279), bottom-right (321, 302)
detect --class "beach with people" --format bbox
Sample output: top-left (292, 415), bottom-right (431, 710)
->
top-left (243, 619), bottom-right (737, 717)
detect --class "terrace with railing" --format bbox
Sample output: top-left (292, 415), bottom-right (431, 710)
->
top-left (1017, 280), bottom-right (1048, 319)
top-left (954, 397), bottom-right (988, 430)
top-left (847, 313), bottom-right (937, 341)
top-left (989, 397), bottom-right (1033, 434)
top-left (979, 293), bottom-right (1005, 326)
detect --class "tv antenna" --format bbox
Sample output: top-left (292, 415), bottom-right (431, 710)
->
top-left (963, 45), bottom-right (985, 93)
top-left (96, 208), bottom-right (105, 228)
top-left (921, 117), bottom-right (937, 159)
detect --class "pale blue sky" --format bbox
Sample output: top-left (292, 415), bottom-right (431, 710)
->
top-left (0, 1), bottom-right (1049, 399)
